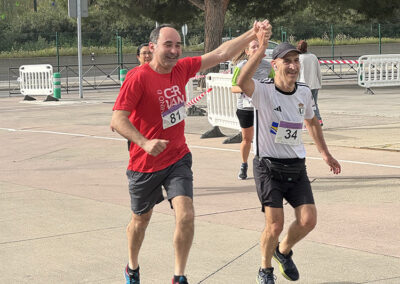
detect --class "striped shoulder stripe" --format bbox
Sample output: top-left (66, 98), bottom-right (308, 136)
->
top-left (297, 82), bottom-right (308, 87)
top-left (297, 82), bottom-right (310, 89)
top-left (260, 78), bottom-right (274, 84)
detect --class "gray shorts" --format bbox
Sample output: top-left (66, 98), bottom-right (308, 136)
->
top-left (126, 153), bottom-right (193, 215)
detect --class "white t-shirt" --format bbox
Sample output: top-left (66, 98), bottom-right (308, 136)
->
top-left (298, 52), bottom-right (322, 90)
top-left (251, 79), bottom-right (315, 159)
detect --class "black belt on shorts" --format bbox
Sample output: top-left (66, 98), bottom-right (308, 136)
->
top-left (256, 156), bottom-right (305, 165)
top-left (256, 156), bottom-right (306, 182)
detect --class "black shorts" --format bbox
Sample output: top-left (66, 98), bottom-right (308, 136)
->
top-left (253, 156), bottom-right (314, 210)
top-left (236, 109), bottom-right (254, 129)
top-left (126, 153), bottom-right (193, 215)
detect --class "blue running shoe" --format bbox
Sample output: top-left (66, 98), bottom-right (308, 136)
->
top-left (124, 265), bottom-right (140, 284)
top-left (172, 275), bottom-right (189, 284)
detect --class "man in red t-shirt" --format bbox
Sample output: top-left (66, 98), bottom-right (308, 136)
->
top-left (111, 22), bottom-right (272, 284)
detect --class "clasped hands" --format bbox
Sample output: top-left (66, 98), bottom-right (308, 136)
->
top-left (253, 20), bottom-right (272, 47)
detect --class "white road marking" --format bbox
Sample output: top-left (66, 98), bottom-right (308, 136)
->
top-left (1, 127), bottom-right (399, 169)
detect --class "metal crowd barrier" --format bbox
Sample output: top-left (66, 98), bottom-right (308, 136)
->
top-left (205, 73), bottom-right (240, 131)
top-left (357, 54), bottom-right (400, 94)
top-left (19, 64), bottom-right (53, 96)
top-left (8, 63), bottom-right (139, 96)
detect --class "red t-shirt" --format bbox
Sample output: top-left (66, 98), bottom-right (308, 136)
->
top-left (113, 56), bottom-right (202, 172)
top-left (124, 65), bottom-right (140, 83)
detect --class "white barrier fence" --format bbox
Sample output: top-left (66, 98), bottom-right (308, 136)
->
top-left (19, 64), bottom-right (53, 96)
top-left (205, 73), bottom-right (240, 131)
top-left (358, 54), bottom-right (400, 93)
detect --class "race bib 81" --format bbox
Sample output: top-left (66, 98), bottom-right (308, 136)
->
top-left (162, 102), bottom-right (186, 129)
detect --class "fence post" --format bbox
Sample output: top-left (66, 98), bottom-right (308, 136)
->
top-left (56, 32), bottom-right (60, 73)
top-left (331, 24), bottom-right (335, 71)
top-left (116, 33), bottom-right (120, 80)
top-left (378, 23), bottom-right (382, 54)
top-left (53, 72), bottom-right (61, 99)
top-left (281, 26), bottom-right (287, 42)
top-left (119, 36), bottom-right (123, 68)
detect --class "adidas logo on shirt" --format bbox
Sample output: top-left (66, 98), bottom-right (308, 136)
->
top-left (274, 106), bottom-right (282, 112)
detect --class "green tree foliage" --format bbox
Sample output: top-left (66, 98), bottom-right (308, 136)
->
top-left (0, 0), bottom-right (399, 54)
top-left (229, 0), bottom-right (308, 20)
top-left (308, 0), bottom-right (400, 23)
top-left (96, 0), bottom-right (201, 26)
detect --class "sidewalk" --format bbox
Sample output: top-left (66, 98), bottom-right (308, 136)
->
top-left (0, 85), bottom-right (399, 283)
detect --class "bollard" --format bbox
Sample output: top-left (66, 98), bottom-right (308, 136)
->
top-left (120, 69), bottom-right (127, 86)
top-left (53, 72), bottom-right (61, 99)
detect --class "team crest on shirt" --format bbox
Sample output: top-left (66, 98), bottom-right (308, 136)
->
top-left (298, 103), bottom-right (304, 115)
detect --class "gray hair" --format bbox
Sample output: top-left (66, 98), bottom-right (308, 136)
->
top-left (149, 24), bottom-right (174, 44)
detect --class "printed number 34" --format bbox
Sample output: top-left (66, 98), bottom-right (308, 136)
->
top-left (285, 129), bottom-right (297, 139)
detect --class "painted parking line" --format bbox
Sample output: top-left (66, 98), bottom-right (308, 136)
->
top-left (1, 127), bottom-right (400, 169)
top-left (0, 127), bottom-right (124, 141)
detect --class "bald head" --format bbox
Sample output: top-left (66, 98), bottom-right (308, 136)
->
top-left (150, 24), bottom-right (179, 44)
top-left (148, 24), bottom-right (182, 73)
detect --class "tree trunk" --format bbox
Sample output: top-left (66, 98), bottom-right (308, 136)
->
top-left (204, 0), bottom-right (229, 73)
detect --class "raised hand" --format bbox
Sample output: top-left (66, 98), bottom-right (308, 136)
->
top-left (260, 20), bottom-right (272, 40)
top-left (256, 28), bottom-right (268, 48)
top-left (254, 20), bottom-right (272, 48)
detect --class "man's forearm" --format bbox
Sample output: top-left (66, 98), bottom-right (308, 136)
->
top-left (111, 113), bottom-right (148, 147)
top-left (236, 47), bottom-right (265, 95)
top-left (215, 29), bottom-right (256, 62)
top-left (306, 118), bottom-right (331, 158)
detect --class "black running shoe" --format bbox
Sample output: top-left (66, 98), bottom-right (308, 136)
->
top-left (124, 265), bottom-right (140, 284)
top-left (172, 275), bottom-right (189, 284)
top-left (273, 244), bottom-right (299, 281)
top-left (238, 163), bottom-right (248, 180)
top-left (256, 267), bottom-right (276, 284)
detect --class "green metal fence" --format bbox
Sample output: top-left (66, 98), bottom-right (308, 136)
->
top-left (1, 23), bottom-right (399, 65)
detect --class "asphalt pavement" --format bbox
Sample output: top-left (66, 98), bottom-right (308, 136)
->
top-left (0, 83), bottom-right (399, 283)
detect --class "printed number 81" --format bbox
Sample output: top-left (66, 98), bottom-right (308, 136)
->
top-left (170, 111), bottom-right (181, 124)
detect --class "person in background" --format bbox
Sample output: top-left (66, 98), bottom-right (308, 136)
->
top-left (136, 43), bottom-right (152, 65)
top-left (297, 40), bottom-right (323, 126)
top-left (231, 40), bottom-right (275, 180)
top-left (125, 44), bottom-right (154, 150)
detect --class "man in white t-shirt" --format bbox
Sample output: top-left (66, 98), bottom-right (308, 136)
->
top-left (237, 31), bottom-right (341, 284)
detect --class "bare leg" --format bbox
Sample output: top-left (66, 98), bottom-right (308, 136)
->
top-left (171, 196), bottom-right (195, 275)
top-left (260, 206), bottom-right (284, 268)
top-left (279, 204), bottom-right (317, 255)
top-left (240, 126), bottom-right (254, 163)
top-left (127, 209), bottom-right (153, 270)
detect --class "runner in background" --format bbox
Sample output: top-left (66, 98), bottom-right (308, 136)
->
top-left (231, 40), bottom-right (275, 180)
